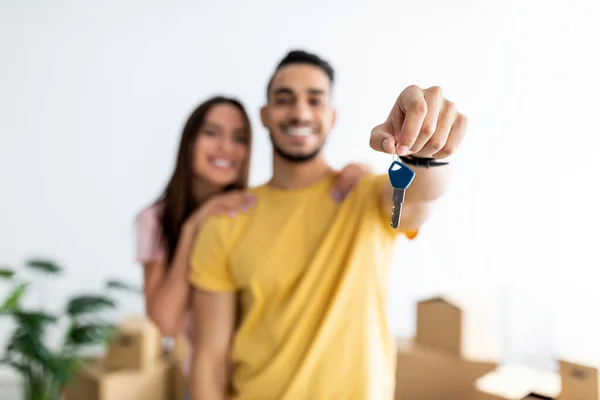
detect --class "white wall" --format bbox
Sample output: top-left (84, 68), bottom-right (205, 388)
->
top-left (1, 0), bottom-right (598, 382)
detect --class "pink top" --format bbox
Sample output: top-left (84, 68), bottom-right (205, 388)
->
top-left (136, 202), bottom-right (193, 374)
top-left (136, 202), bottom-right (167, 265)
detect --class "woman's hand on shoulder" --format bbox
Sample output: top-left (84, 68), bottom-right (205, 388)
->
top-left (331, 163), bottom-right (373, 202)
top-left (184, 191), bottom-right (256, 235)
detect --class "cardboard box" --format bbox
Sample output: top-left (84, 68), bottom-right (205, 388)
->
top-left (559, 359), bottom-right (600, 400)
top-left (415, 292), bottom-right (502, 362)
top-left (65, 358), bottom-right (170, 400)
top-left (475, 364), bottom-right (561, 400)
top-left (395, 338), bottom-right (498, 400)
top-left (104, 316), bottom-right (162, 370)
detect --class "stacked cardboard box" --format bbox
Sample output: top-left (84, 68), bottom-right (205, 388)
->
top-left (65, 316), bottom-right (181, 400)
top-left (558, 357), bottom-right (600, 399)
top-left (395, 293), bottom-right (502, 400)
top-left (394, 293), bottom-right (600, 400)
top-left (474, 364), bottom-right (561, 400)
top-left (472, 326), bottom-right (600, 399)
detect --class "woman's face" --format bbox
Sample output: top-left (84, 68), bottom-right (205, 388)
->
top-left (193, 103), bottom-right (250, 188)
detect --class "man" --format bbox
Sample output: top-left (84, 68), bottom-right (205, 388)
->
top-left (188, 50), bottom-right (467, 400)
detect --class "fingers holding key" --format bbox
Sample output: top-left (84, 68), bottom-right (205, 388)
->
top-left (369, 85), bottom-right (467, 159)
top-left (413, 98), bottom-right (457, 158)
top-left (408, 86), bottom-right (444, 154)
top-left (431, 111), bottom-right (468, 159)
top-left (369, 130), bottom-right (396, 154)
top-left (394, 85), bottom-right (428, 155)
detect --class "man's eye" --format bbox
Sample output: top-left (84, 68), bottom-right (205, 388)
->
top-left (275, 97), bottom-right (292, 105)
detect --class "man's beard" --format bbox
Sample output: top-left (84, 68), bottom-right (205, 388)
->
top-left (270, 131), bottom-right (323, 163)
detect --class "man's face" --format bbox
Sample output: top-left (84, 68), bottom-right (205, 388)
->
top-left (261, 64), bottom-right (336, 163)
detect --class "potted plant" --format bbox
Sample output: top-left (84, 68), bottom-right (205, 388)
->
top-left (0, 258), bottom-right (140, 400)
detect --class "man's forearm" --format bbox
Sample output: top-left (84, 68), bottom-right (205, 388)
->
top-left (190, 354), bottom-right (229, 400)
top-left (404, 163), bottom-right (452, 204)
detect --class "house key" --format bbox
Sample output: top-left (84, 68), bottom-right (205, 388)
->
top-left (388, 158), bottom-right (415, 229)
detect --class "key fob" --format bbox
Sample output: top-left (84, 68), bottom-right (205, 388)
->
top-left (388, 161), bottom-right (415, 189)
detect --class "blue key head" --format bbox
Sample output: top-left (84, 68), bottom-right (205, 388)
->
top-left (388, 161), bottom-right (415, 189)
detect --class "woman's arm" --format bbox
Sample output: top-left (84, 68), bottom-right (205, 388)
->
top-left (143, 224), bottom-right (196, 337)
top-left (141, 191), bottom-right (255, 337)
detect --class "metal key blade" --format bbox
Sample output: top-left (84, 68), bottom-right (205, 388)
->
top-left (390, 188), bottom-right (405, 229)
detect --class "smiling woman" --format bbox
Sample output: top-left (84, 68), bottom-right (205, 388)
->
top-left (193, 104), bottom-right (251, 187)
top-left (135, 96), bottom-right (255, 396)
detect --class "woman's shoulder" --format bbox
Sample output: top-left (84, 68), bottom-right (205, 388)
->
top-left (135, 201), bottom-right (166, 264)
top-left (136, 201), bottom-right (164, 226)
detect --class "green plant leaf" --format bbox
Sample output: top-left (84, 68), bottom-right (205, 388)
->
top-left (13, 310), bottom-right (59, 330)
top-left (0, 268), bottom-right (15, 279)
top-left (6, 327), bottom-right (56, 368)
top-left (0, 282), bottom-right (29, 312)
top-left (25, 259), bottom-right (62, 274)
top-left (66, 295), bottom-right (116, 316)
top-left (5, 312), bottom-right (58, 359)
top-left (65, 322), bottom-right (116, 346)
top-left (106, 279), bottom-right (141, 293)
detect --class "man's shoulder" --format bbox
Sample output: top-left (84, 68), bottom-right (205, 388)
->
top-left (247, 181), bottom-right (274, 197)
top-left (200, 184), bottom-right (271, 233)
top-left (347, 173), bottom-right (388, 201)
top-left (200, 207), bottom-right (252, 244)
top-left (357, 173), bottom-right (388, 188)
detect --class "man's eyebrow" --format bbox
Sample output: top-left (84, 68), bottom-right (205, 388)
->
top-left (307, 89), bottom-right (326, 96)
top-left (272, 87), bottom-right (294, 96)
top-left (272, 87), bottom-right (327, 96)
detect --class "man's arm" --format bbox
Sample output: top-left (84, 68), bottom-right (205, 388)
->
top-left (188, 216), bottom-right (239, 399)
top-left (370, 85), bottom-right (468, 231)
top-left (190, 288), bottom-right (236, 400)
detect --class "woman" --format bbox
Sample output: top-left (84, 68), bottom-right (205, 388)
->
top-left (136, 95), bottom-right (371, 394)
top-left (137, 96), bottom-right (254, 341)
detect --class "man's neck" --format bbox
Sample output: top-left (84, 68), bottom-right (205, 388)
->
top-left (269, 154), bottom-right (334, 190)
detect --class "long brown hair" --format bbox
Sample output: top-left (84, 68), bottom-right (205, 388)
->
top-left (156, 96), bottom-right (252, 265)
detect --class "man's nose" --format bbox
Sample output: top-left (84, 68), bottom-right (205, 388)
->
top-left (290, 100), bottom-right (312, 124)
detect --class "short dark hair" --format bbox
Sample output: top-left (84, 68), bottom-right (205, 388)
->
top-left (266, 50), bottom-right (335, 99)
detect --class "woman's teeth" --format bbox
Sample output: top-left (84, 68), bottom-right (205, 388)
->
top-left (284, 127), bottom-right (313, 137)
top-left (212, 158), bottom-right (233, 168)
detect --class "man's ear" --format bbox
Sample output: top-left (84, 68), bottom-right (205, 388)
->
top-left (330, 108), bottom-right (337, 130)
top-left (260, 105), bottom-right (269, 128)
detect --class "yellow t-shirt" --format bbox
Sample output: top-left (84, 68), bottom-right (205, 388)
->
top-left (189, 173), bottom-right (416, 400)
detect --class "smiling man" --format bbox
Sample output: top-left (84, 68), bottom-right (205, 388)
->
top-left (188, 50), bottom-right (467, 400)
top-left (266, 59), bottom-right (334, 164)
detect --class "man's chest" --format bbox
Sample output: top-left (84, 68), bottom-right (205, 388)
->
top-left (228, 196), bottom-right (338, 292)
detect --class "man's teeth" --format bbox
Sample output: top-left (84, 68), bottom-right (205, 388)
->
top-left (285, 128), bottom-right (312, 137)
top-left (213, 159), bottom-right (233, 168)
